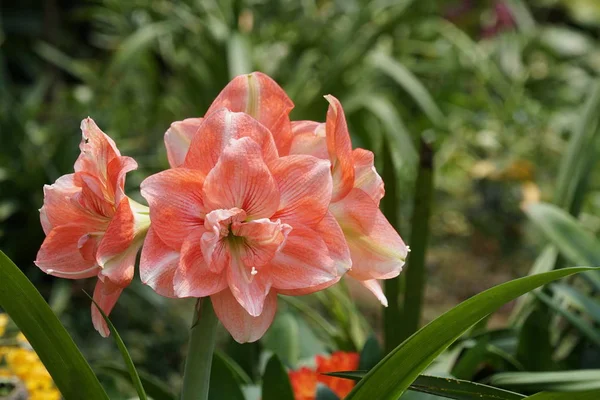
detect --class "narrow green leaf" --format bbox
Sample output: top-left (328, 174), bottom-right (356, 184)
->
top-left (110, 22), bottom-right (176, 71)
top-left (451, 338), bottom-right (489, 380)
top-left (345, 266), bottom-right (596, 399)
top-left (550, 283), bottom-right (600, 324)
top-left (262, 312), bottom-right (300, 366)
top-left (370, 52), bottom-right (446, 128)
top-left (262, 354), bottom-right (295, 400)
top-left (96, 364), bottom-right (176, 400)
top-left (328, 372), bottom-right (525, 400)
top-left (0, 251), bottom-right (108, 400)
top-left (215, 350), bottom-right (252, 385)
top-left (209, 350), bottom-right (245, 400)
top-left (516, 307), bottom-right (554, 371)
top-left (490, 370), bottom-right (600, 392)
top-left (86, 292), bottom-right (147, 400)
top-left (525, 390), bottom-right (600, 400)
top-left (359, 334), bottom-right (383, 371)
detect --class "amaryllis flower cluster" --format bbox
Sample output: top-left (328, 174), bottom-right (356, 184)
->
top-left (35, 72), bottom-right (408, 343)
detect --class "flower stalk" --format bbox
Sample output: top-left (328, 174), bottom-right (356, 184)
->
top-left (181, 298), bottom-right (219, 400)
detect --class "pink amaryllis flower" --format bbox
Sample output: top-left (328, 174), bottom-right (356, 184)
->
top-left (140, 107), bottom-right (350, 343)
top-left (163, 72), bottom-right (408, 307)
top-left (35, 119), bottom-right (150, 336)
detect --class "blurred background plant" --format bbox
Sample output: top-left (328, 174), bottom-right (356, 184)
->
top-left (3, 0), bottom-right (600, 398)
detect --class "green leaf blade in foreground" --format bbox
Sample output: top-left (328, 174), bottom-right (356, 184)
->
top-left (525, 390), bottom-right (600, 400)
top-left (327, 372), bottom-right (525, 400)
top-left (262, 354), bottom-right (295, 400)
top-left (345, 266), bottom-right (595, 400)
top-left (86, 292), bottom-right (147, 400)
top-left (0, 251), bottom-right (109, 400)
top-left (96, 364), bottom-right (176, 400)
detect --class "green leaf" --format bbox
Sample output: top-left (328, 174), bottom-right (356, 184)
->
top-left (227, 33), bottom-right (252, 79)
top-left (262, 312), bottom-right (300, 366)
top-left (359, 334), bottom-right (383, 371)
top-left (96, 364), bottom-right (176, 400)
top-left (524, 390), bottom-right (600, 400)
top-left (209, 351), bottom-right (245, 400)
top-left (451, 338), bottom-right (489, 380)
top-left (215, 350), bottom-right (252, 385)
top-left (86, 292), bottom-right (147, 400)
top-left (0, 251), bottom-right (109, 400)
top-left (262, 354), bottom-right (295, 400)
top-left (328, 372), bottom-right (525, 400)
top-left (489, 370), bottom-right (600, 392)
top-left (344, 266), bottom-right (595, 399)
top-left (369, 52), bottom-right (446, 128)
top-left (550, 283), bottom-right (600, 324)
top-left (525, 203), bottom-right (600, 289)
top-left (516, 307), bottom-right (554, 371)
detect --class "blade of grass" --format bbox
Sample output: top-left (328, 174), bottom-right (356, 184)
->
top-left (96, 364), bottom-right (176, 400)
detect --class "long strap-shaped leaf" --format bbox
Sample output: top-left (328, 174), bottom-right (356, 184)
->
top-left (0, 251), bottom-right (109, 400)
top-left (345, 266), bottom-right (596, 400)
top-left (327, 372), bottom-right (525, 400)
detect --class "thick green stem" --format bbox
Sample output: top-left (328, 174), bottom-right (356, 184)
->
top-left (382, 143), bottom-right (402, 354)
top-left (399, 138), bottom-right (434, 342)
top-left (181, 298), bottom-right (219, 400)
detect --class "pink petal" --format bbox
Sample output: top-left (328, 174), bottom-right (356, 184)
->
top-left (315, 211), bottom-right (352, 275)
top-left (140, 227), bottom-right (180, 298)
top-left (75, 118), bottom-right (120, 176)
top-left (174, 228), bottom-right (228, 298)
top-left (202, 208), bottom-right (246, 273)
top-left (164, 118), bottom-right (203, 168)
top-left (268, 224), bottom-right (338, 292)
top-left (324, 95), bottom-right (355, 202)
top-left (330, 188), bottom-right (408, 280)
top-left (352, 149), bottom-right (384, 207)
top-left (35, 224), bottom-right (101, 279)
top-left (107, 155), bottom-right (138, 205)
top-left (40, 174), bottom-right (103, 234)
top-left (206, 72), bottom-right (294, 155)
top-left (202, 137), bottom-right (280, 219)
top-left (96, 197), bottom-right (135, 268)
top-left (91, 279), bottom-right (123, 338)
top-left (73, 172), bottom-right (115, 218)
top-left (232, 218), bottom-right (291, 267)
top-left (183, 109), bottom-right (279, 176)
top-left (357, 278), bottom-right (388, 307)
top-left (212, 289), bottom-right (278, 343)
top-left (227, 254), bottom-right (271, 317)
top-left (270, 155), bottom-right (332, 227)
top-left (141, 168), bottom-right (205, 250)
top-left (289, 121), bottom-right (328, 159)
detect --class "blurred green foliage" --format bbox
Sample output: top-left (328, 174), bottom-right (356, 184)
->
top-left (3, 0), bottom-right (600, 398)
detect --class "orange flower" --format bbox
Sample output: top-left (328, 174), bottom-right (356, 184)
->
top-left (288, 352), bottom-right (359, 400)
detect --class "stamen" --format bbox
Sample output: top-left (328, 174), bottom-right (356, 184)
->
top-left (250, 267), bottom-right (258, 276)
top-left (406, 245), bottom-right (411, 253)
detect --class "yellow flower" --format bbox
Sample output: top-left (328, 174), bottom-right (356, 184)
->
top-left (0, 314), bottom-right (7, 336)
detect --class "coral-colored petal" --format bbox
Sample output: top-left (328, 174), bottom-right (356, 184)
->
top-left (232, 218), bottom-right (291, 267)
top-left (206, 72), bottom-right (294, 155)
top-left (270, 155), bottom-right (332, 227)
top-left (289, 120), bottom-right (328, 160)
top-left (96, 197), bottom-right (135, 267)
top-left (330, 189), bottom-right (407, 280)
top-left (91, 279), bottom-right (123, 338)
top-left (316, 352), bottom-right (360, 398)
top-left (212, 289), bottom-right (277, 343)
top-left (183, 109), bottom-right (279, 176)
top-left (35, 224), bottom-right (100, 279)
top-left (324, 95), bottom-right (355, 202)
top-left (315, 211), bottom-right (352, 275)
top-left (356, 278), bottom-right (388, 307)
top-left (203, 137), bottom-right (280, 219)
top-left (140, 227), bottom-right (180, 298)
top-left (75, 118), bottom-right (120, 176)
top-left (201, 208), bottom-right (246, 273)
top-left (268, 224), bottom-right (338, 293)
top-left (227, 254), bottom-right (271, 317)
top-left (107, 155), bottom-right (138, 205)
top-left (352, 148), bottom-right (384, 207)
top-left (164, 117), bottom-right (203, 167)
top-left (73, 172), bottom-right (115, 218)
top-left (174, 228), bottom-right (228, 298)
top-left (141, 168), bottom-right (205, 250)
top-left (289, 367), bottom-right (318, 400)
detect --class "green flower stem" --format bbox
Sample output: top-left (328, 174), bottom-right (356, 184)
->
top-left (181, 298), bottom-right (219, 400)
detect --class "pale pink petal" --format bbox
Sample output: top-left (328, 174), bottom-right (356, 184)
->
top-left (73, 172), bottom-right (115, 218)
top-left (202, 208), bottom-right (246, 273)
top-left (164, 118), bottom-right (203, 168)
top-left (212, 289), bottom-right (278, 343)
top-left (268, 225), bottom-right (338, 292)
top-left (289, 121), bottom-right (328, 159)
top-left (183, 109), bottom-right (278, 176)
top-left (330, 188), bottom-right (408, 280)
top-left (174, 228), bottom-right (228, 298)
top-left (107, 155), bottom-right (138, 205)
top-left (91, 279), bottom-right (123, 338)
top-left (270, 155), bottom-right (332, 227)
top-left (356, 278), bottom-right (388, 307)
top-left (315, 211), bottom-right (352, 275)
top-left (203, 137), bottom-right (280, 219)
top-left (324, 95), bottom-right (355, 202)
top-left (206, 72), bottom-right (294, 155)
top-left (35, 224), bottom-right (100, 279)
top-left (75, 118), bottom-right (120, 176)
top-left (96, 197), bottom-right (135, 268)
top-left (352, 148), bottom-right (384, 207)
top-left (141, 168), bottom-right (205, 250)
top-left (140, 227), bottom-right (180, 298)
top-left (232, 218), bottom-right (291, 267)
top-left (227, 255), bottom-right (271, 317)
